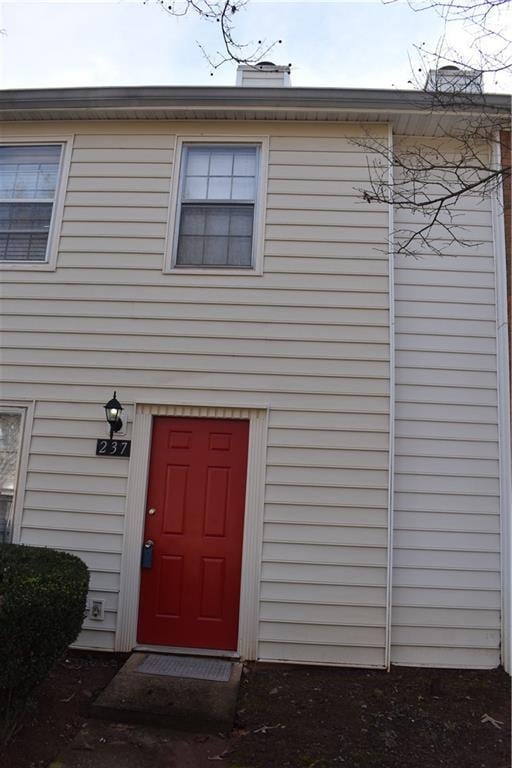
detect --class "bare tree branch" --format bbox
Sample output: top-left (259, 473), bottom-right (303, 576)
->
top-left (147, 0), bottom-right (282, 70)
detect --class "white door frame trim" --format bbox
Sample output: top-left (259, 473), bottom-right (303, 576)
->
top-left (115, 403), bottom-right (268, 659)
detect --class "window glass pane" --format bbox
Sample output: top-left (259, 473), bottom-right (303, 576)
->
top-left (0, 145), bottom-right (61, 165)
top-left (0, 232), bottom-right (49, 261)
top-left (204, 236), bottom-right (229, 265)
top-left (0, 169), bottom-right (17, 198)
top-left (0, 413), bottom-right (22, 543)
top-left (205, 207), bottom-right (230, 235)
top-left (228, 236), bottom-right (252, 266)
top-left (209, 151), bottom-right (234, 176)
top-left (233, 150), bottom-right (256, 176)
top-left (232, 176), bottom-right (256, 200)
top-left (183, 176), bottom-right (207, 200)
top-left (186, 149), bottom-right (210, 176)
top-left (0, 145), bottom-right (61, 200)
top-left (229, 206), bottom-right (254, 236)
top-left (207, 177), bottom-right (232, 200)
top-left (176, 235), bottom-right (204, 265)
top-left (180, 206), bottom-right (206, 235)
top-left (0, 202), bottom-right (53, 232)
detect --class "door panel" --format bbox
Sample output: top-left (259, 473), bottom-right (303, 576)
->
top-left (137, 416), bottom-right (249, 650)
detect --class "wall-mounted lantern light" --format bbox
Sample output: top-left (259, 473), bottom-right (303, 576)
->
top-left (104, 391), bottom-right (123, 439)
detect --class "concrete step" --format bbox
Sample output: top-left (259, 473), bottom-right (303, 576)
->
top-left (91, 652), bottom-right (242, 734)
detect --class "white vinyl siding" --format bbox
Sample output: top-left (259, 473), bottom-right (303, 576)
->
top-left (391, 137), bottom-right (501, 668)
top-left (0, 121), bottom-right (390, 662)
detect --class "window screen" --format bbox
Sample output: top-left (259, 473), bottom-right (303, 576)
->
top-left (0, 145), bottom-right (62, 262)
top-left (176, 145), bottom-right (258, 268)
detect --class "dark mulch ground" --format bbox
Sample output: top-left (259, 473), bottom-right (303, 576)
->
top-left (229, 663), bottom-right (511, 768)
top-left (1, 652), bottom-right (510, 768)
top-left (0, 652), bottom-right (126, 768)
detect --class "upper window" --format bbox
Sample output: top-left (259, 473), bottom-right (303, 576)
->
top-left (174, 144), bottom-right (259, 269)
top-left (0, 144), bottom-right (63, 263)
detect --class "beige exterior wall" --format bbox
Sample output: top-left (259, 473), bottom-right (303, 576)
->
top-left (1, 120), bottom-right (391, 665)
top-left (0, 121), bottom-right (506, 667)
top-left (391, 137), bottom-right (502, 668)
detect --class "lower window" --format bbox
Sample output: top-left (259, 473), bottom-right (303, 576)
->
top-left (0, 412), bottom-right (23, 542)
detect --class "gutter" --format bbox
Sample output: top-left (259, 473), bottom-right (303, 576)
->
top-left (0, 85), bottom-right (509, 117)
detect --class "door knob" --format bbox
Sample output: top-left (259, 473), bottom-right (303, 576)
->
top-left (147, 508), bottom-right (156, 516)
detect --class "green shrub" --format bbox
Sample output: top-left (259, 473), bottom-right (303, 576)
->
top-left (0, 543), bottom-right (89, 736)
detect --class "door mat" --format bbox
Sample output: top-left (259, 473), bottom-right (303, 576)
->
top-left (136, 654), bottom-right (233, 682)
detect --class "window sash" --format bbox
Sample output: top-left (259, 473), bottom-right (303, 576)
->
top-left (174, 144), bottom-right (259, 269)
top-left (0, 144), bottom-right (62, 263)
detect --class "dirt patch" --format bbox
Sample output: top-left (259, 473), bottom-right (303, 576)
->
top-left (1, 653), bottom-right (510, 768)
top-left (228, 664), bottom-right (511, 768)
top-left (0, 651), bottom-right (126, 768)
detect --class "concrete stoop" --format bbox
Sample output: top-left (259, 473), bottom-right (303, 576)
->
top-left (90, 652), bottom-right (242, 734)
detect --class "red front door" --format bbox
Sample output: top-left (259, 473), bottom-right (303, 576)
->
top-left (137, 416), bottom-right (249, 651)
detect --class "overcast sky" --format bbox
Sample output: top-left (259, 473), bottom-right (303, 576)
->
top-left (0, 0), bottom-right (510, 92)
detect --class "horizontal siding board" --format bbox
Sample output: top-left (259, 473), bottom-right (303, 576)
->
top-left (392, 606), bottom-right (500, 628)
top-left (258, 642), bottom-right (385, 667)
top-left (65, 191), bottom-right (170, 207)
top-left (394, 492), bottom-right (499, 514)
top-left (393, 587), bottom-right (500, 610)
top-left (1, 316), bottom-right (390, 344)
top-left (22, 509), bottom-right (125, 534)
top-left (74, 630), bottom-right (115, 651)
top-left (73, 134), bottom-right (175, 149)
top-left (393, 568), bottom-right (500, 590)
top-left (260, 602), bottom-right (386, 625)
top-left (259, 621), bottom-right (385, 646)
top-left (2, 348), bottom-right (389, 377)
top-left (391, 626), bottom-right (499, 649)
top-left (393, 548), bottom-right (500, 569)
top-left (267, 193), bottom-right (386, 213)
top-left (264, 504), bottom-right (387, 527)
top-left (24, 490), bottom-right (126, 515)
top-left (20, 528), bottom-right (122, 553)
top-left (72, 148), bottom-right (173, 163)
top-left (260, 581), bottom-right (386, 605)
top-left (1, 300), bottom-right (389, 325)
top-left (66, 177), bottom-right (171, 192)
top-left (390, 646), bottom-right (499, 668)
top-left (261, 562), bottom-right (387, 586)
top-left (267, 446), bottom-right (387, 468)
top-left (263, 542), bottom-right (387, 565)
top-left (264, 523), bottom-right (387, 547)
top-left (62, 206), bottom-right (171, 223)
top-left (393, 512), bottom-right (500, 533)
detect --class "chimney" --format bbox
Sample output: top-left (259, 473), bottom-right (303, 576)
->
top-left (425, 65), bottom-right (483, 94)
top-left (236, 62), bottom-right (291, 87)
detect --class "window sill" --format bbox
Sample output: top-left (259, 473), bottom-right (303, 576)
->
top-left (0, 261), bottom-right (56, 271)
top-left (163, 266), bottom-right (263, 276)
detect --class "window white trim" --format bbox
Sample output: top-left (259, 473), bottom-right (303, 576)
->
top-left (0, 135), bottom-right (73, 271)
top-left (164, 135), bottom-right (268, 276)
top-left (115, 402), bottom-right (268, 660)
top-left (0, 400), bottom-right (34, 544)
